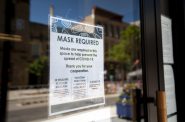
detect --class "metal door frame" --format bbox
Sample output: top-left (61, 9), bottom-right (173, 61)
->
top-left (140, 0), bottom-right (165, 121)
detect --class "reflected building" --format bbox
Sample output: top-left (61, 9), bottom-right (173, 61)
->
top-left (82, 7), bottom-right (129, 81)
top-left (0, 0), bottom-right (48, 88)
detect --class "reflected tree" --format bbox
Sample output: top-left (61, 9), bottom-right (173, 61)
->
top-left (28, 56), bottom-right (48, 85)
top-left (108, 25), bottom-right (141, 79)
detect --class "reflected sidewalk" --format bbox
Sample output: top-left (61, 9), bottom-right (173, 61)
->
top-left (8, 89), bottom-right (122, 122)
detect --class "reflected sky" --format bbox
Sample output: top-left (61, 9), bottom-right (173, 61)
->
top-left (30, 0), bottom-right (139, 24)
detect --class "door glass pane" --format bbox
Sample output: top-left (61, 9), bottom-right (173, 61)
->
top-left (0, 0), bottom-right (144, 121)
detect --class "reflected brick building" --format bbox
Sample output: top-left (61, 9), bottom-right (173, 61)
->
top-left (82, 7), bottom-right (129, 80)
top-left (0, 0), bottom-right (48, 87)
top-left (0, 0), bottom-right (129, 88)
top-left (83, 7), bottom-right (129, 58)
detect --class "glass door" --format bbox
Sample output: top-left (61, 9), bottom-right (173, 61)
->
top-left (0, 0), bottom-right (146, 121)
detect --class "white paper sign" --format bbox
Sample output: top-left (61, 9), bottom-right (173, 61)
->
top-left (164, 65), bottom-right (177, 115)
top-left (161, 15), bottom-right (174, 64)
top-left (49, 16), bottom-right (105, 116)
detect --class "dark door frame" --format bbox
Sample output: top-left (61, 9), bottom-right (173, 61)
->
top-left (140, 0), bottom-right (165, 121)
top-left (0, 0), bottom-right (12, 122)
top-left (141, 0), bottom-right (185, 121)
top-left (168, 0), bottom-right (185, 121)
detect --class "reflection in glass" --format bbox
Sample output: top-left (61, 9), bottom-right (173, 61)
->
top-left (0, 0), bottom-right (143, 122)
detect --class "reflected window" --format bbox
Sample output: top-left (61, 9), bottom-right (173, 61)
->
top-left (111, 24), bottom-right (114, 37)
top-left (31, 43), bottom-right (41, 58)
top-left (116, 26), bottom-right (121, 38)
